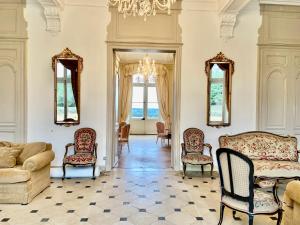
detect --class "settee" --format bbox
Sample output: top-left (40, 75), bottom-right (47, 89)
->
top-left (283, 180), bottom-right (300, 225)
top-left (0, 141), bottom-right (55, 204)
top-left (219, 131), bottom-right (300, 179)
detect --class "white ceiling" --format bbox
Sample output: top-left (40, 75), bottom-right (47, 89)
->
top-left (116, 51), bottom-right (175, 64)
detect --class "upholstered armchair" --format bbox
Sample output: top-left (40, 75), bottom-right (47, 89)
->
top-left (181, 128), bottom-right (213, 178)
top-left (283, 180), bottom-right (300, 225)
top-left (62, 128), bottom-right (97, 179)
top-left (216, 148), bottom-right (282, 225)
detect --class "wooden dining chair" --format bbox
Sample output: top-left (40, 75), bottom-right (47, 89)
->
top-left (118, 124), bottom-right (130, 152)
top-left (156, 122), bottom-right (168, 146)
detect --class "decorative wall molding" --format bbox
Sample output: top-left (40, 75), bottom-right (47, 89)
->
top-left (260, 0), bottom-right (300, 6)
top-left (38, 0), bottom-right (64, 33)
top-left (218, 0), bottom-right (251, 39)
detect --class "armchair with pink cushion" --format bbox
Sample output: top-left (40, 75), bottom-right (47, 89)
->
top-left (62, 128), bottom-right (98, 179)
top-left (181, 128), bottom-right (213, 179)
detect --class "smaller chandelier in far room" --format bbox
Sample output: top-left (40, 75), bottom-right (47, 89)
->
top-left (137, 55), bottom-right (157, 79)
top-left (108, 0), bottom-right (176, 20)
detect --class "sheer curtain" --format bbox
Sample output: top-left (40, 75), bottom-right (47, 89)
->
top-left (156, 64), bottom-right (171, 130)
top-left (119, 64), bottom-right (139, 122)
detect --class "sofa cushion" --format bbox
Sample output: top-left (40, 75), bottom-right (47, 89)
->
top-left (219, 132), bottom-right (298, 161)
top-left (253, 160), bottom-right (300, 178)
top-left (0, 166), bottom-right (30, 183)
top-left (17, 142), bottom-right (47, 164)
top-left (0, 147), bottom-right (23, 168)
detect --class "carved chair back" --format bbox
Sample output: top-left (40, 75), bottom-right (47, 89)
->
top-left (120, 124), bottom-right (130, 140)
top-left (183, 128), bottom-right (205, 153)
top-left (156, 122), bottom-right (165, 134)
top-left (74, 128), bottom-right (96, 154)
top-left (216, 148), bottom-right (255, 213)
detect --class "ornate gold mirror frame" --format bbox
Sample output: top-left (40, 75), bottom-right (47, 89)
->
top-left (52, 48), bottom-right (83, 126)
top-left (205, 52), bottom-right (234, 127)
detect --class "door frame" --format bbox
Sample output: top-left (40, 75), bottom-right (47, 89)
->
top-left (106, 42), bottom-right (182, 171)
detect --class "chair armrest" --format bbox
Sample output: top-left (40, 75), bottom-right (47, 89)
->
top-left (23, 150), bottom-right (55, 172)
top-left (64, 143), bottom-right (74, 158)
top-left (181, 143), bottom-right (186, 156)
top-left (203, 143), bottom-right (213, 157)
top-left (285, 181), bottom-right (300, 205)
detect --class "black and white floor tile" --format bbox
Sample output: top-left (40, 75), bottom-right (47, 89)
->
top-left (0, 170), bottom-right (286, 225)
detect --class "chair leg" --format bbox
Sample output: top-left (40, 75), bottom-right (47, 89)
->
top-left (210, 163), bottom-right (214, 178)
top-left (92, 164), bottom-right (96, 180)
top-left (277, 209), bottom-right (283, 225)
top-left (182, 163), bottom-right (186, 179)
top-left (127, 142), bottom-right (130, 152)
top-left (201, 165), bottom-right (204, 175)
top-left (62, 163), bottom-right (66, 180)
top-left (248, 214), bottom-right (254, 225)
top-left (218, 203), bottom-right (225, 225)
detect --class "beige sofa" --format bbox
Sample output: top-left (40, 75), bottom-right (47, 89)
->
top-left (283, 181), bottom-right (300, 225)
top-left (0, 142), bottom-right (55, 204)
top-left (219, 131), bottom-right (300, 179)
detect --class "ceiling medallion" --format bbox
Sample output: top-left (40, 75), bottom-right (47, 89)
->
top-left (108, 0), bottom-right (176, 20)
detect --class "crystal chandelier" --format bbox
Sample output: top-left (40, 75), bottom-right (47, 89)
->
top-left (137, 55), bottom-right (157, 79)
top-left (108, 0), bottom-right (176, 20)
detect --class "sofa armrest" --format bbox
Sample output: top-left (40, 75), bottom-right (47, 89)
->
top-left (285, 181), bottom-right (300, 205)
top-left (22, 150), bottom-right (55, 172)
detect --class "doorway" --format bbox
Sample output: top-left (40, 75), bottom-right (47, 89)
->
top-left (113, 49), bottom-right (174, 169)
top-left (106, 43), bottom-right (182, 171)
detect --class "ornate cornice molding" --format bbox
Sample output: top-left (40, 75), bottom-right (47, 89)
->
top-left (38, 0), bottom-right (64, 34)
top-left (218, 0), bottom-right (251, 39)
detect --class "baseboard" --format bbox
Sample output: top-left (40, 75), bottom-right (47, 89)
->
top-left (50, 165), bottom-right (104, 178)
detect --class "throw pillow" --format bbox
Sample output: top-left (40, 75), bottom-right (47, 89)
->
top-left (0, 147), bottom-right (23, 168)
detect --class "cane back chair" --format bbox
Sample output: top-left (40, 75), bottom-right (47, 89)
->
top-left (181, 128), bottom-right (213, 179)
top-left (63, 128), bottom-right (97, 179)
top-left (216, 148), bottom-right (282, 225)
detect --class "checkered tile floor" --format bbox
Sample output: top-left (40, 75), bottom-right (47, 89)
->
top-left (0, 170), bottom-right (286, 225)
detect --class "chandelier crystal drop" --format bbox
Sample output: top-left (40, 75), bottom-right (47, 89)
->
top-left (137, 55), bottom-right (157, 79)
top-left (108, 0), bottom-right (176, 20)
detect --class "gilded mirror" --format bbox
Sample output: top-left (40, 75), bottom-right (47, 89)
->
top-left (52, 48), bottom-right (83, 126)
top-left (205, 52), bottom-right (234, 127)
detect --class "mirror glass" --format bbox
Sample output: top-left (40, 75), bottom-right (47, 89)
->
top-left (205, 52), bottom-right (234, 127)
top-left (52, 48), bottom-right (83, 126)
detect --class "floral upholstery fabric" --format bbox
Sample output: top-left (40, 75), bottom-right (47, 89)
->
top-left (181, 154), bottom-right (212, 164)
top-left (222, 189), bottom-right (279, 214)
top-left (183, 128), bottom-right (204, 153)
top-left (253, 160), bottom-right (300, 178)
top-left (63, 153), bottom-right (96, 165)
top-left (219, 132), bottom-right (298, 161)
top-left (74, 128), bottom-right (96, 154)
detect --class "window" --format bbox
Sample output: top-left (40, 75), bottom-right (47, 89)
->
top-left (131, 74), bottom-right (159, 119)
top-left (56, 62), bottom-right (78, 122)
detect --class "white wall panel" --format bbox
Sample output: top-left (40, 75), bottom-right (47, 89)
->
top-left (266, 71), bottom-right (286, 129)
